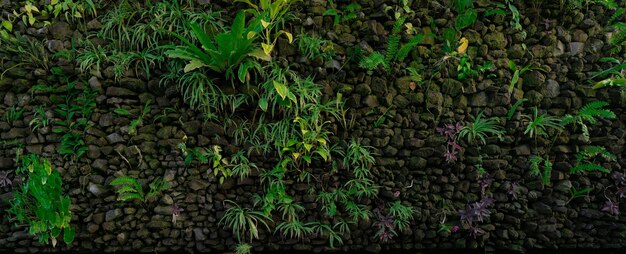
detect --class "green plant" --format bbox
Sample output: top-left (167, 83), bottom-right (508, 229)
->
top-left (297, 33), bottom-right (335, 61)
top-left (220, 200), bottom-right (272, 242)
top-left (309, 222), bottom-right (344, 248)
top-left (4, 105), bottom-right (24, 125)
top-left (523, 107), bottom-right (562, 139)
top-left (110, 176), bottom-right (170, 203)
top-left (51, 68), bottom-right (95, 161)
top-left (235, 243), bottom-right (253, 254)
top-left (389, 201), bottom-right (415, 232)
top-left (458, 111), bottom-right (504, 145)
top-left (128, 101), bottom-right (151, 136)
top-left (230, 150), bottom-right (258, 180)
top-left (530, 155), bottom-right (553, 186)
top-left (570, 146), bottom-right (616, 174)
top-left (507, 98), bottom-right (528, 120)
top-left (359, 17), bottom-right (428, 71)
top-left (164, 11), bottom-right (268, 83)
top-left (508, 60), bottom-right (547, 94)
top-left (29, 106), bottom-right (49, 133)
top-left (453, 0), bottom-right (477, 31)
top-left (457, 54), bottom-right (493, 80)
top-left (324, 1), bottom-right (362, 26)
top-left (560, 101), bottom-right (616, 143)
top-left (567, 186), bottom-right (592, 204)
top-left (7, 153), bottom-right (75, 246)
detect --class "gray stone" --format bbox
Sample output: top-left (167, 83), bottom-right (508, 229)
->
top-left (193, 228), bottom-right (206, 241)
top-left (569, 42), bottom-right (585, 55)
top-left (87, 183), bottom-right (105, 196)
top-left (46, 40), bottom-right (65, 52)
top-left (543, 79), bottom-right (560, 98)
top-left (469, 92), bottom-right (488, 107)
top-left (105, 209), bottom-right (123, 221)
top-left (484, 32), bottom-right (507, 49)
top-left (106, 133), bottom-right (125, 144)
top-left (363, 95), bottom-right (379, 107)
top-left (50, 22), bottom-right (72, 40)
top-left (106, 87), bottom-right (137, 97)
top-left (91, 159), bottom-right (108, 171)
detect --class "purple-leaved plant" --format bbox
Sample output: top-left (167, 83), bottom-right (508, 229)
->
top-left (602, 199), bottom-right (619, 216)
top-left (171, 203), bottom-right (184, 223)
top-left (437, 123), bottom-right (463, 163)
top-left (506, 181), bottom-right (520, 200)
top-left (478, 173), bottom-right (494, 196)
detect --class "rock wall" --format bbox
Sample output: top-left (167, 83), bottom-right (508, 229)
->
top-left (1, 0), bottom-right (626, 253)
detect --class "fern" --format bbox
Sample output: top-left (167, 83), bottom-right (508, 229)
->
top-left (396, 34), bottom-right (427, 61)
top-left (560, 101), bottom-right (616, 142)
top-left (384, 17), bottom-right (405, 67)
top-left (529, 155), bottom-right (552, 185)
top-left (609, 8), bottom-right (625, 24)
top-left (570, 163), bottom-right (611, 174)
top-left (359, 52), bottom-right (386, 71)
top-left (110, 176), bottom-right (145, 202)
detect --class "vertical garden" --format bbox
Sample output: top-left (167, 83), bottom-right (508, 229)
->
top-left (0, 0), bottom-right (626, 253)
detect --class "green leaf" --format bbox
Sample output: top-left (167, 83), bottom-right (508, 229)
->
top-left (1, 20), bottom-right (12, 32)
top-left (184, 60), bottom-right (206, 73)
top-left (63, 227), bottom-right (75, 244)
top-left (273, 80), bottom-right (289, 100)
top-left (259, 97), bottom-right (268, 111)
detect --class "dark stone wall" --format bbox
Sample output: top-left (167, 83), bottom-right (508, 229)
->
top-left (1, 0), bottom-right (625, 253)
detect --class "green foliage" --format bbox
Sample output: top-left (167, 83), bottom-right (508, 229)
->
top-left (297, 33), bottom-right (335, 61)
top-left (3, 105), bottom-right (24, 125)
top-left (530, 155), bottom-right (553, 186)
top-left (508, 60), bottom-right (547, 94)
top-left (50, 68), bottom-right (95, 161)
top-left (8, 154), bottom-right (75, 246)
top-left (389, 201), bottom-right (414, 232)
top-left (523, 107), bottom-right (562, 139)
top-left (457, 54), bottom-right (492, 80)
top-left (178, 143), bottom-right (230, 184)
top-left (570, 146), bottom-right (616, 174)
top-left (569, 186), bottom-right (592, 202)
top-left (128, 101), bottom-right (151, 136)
top-left (324, 1), bottom-right (362, 26)
top-left (309, 222), bottom-right (344, 249)
top-left (235, 243), bottom-right (253, 254)
top-left (458, 111), bottom-right (504, 145)
top-left (220, 200), bottom-right (272, 242)
top-left (110, 176), bottom-right (170, 203)
top-left (164, 11), bottom-right (267, 82)
top-left (453, 0), bottom-right (477, 31)
top-left (29, 106), bottom-right (49, 133)
top-left (507, 98), bottom-right (528, 120)
top-left (359, 52), bottom-right (387, 71)
top-left (230, 150), bottom-right (258, 180)
top-left (560, 101), bottom-right (616, 143)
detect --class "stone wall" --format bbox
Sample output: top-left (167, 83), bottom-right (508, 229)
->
top-left (1, 0), bottom-right (626, 253)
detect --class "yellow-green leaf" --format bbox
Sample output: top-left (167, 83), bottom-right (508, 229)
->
top-left (304, 143), bottom-right (313, 151)
top-left (261, 43), bottom-right (273, 55)
top-left (261, 19), bottom-right (270, 28)
top-left (28, 16), bottom-right (36, 26)
top-left (249, 49), bottom-right (271, 61)
top-left (2, 20), bottom-right (12, 32)
top-left (51, 0), bottom-right (59, 4)
top-left (247, 31), bottom-right (257, 39)
top-left (283, 31), bottom-right (293, 43)
top-left (273, 80), bottom-right (288, 100)
top-left (183, 60), bottom-right (206, 73)
top-left (457, 37), bottom-right (468, 54)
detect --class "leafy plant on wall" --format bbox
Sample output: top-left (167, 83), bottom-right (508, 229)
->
top-left (7, 154), bottom-right (75, 247)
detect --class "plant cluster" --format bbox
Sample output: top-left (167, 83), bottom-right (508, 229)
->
top-left (7, 153), bottom-right (75, 247)
top-left (110, 176), bottom-right (171, 204)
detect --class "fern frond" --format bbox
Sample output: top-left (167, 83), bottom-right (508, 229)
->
top-left (359, 52), bottom-right (386, 71)
top-left (609, 8), bottom-right (625, 24)
top-left (396, 34), bottom-right (426, 61)
top-left (542, 159), bottom-right (552, 185)
top-left (116, 185), bottom-right (139, 194)
top-left (576, 146), bottom-right (617, 163)
top-left (385, 35), bottom-right (400, 67)
top-left (110, 176), bottom-right (139, 186)
top-left (570, 163), bottom-right (611, 174)
top-left (529, 155), bottom-right (542, 177)
top-left (392, 17), bottom-right (406, 35)
top-left (579, 101), bottom-right (616, 123)
top-left (118, 193), bottom-right (144, 202)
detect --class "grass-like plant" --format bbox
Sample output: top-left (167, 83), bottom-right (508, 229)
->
top-left (219, 200), bottom-right (272, 242)
top-left (530, 155), bottom-right (553, 186)
top-left (389, 201), bottom-right (415, 232)
top-left (235, 243), bottom-right (253, 254)
top-left (4, 105), bottom-right (24, 126)
top-left (458, 111), bottom-right (504, 145)
top-left (523, 107), bottom-right (562, 139)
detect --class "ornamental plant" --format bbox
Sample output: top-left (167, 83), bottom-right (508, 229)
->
top-left (7, 153), bottom-right (75, 247)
